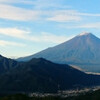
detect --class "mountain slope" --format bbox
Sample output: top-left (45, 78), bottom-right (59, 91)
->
top-left (17, 32), bottom-right (100, 72)
top-left (0, 55), bottom-right (18, 74)
top-left (1, 58), bottom-right (100, 93)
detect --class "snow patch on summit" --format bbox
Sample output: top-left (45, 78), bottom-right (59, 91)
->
top-left (79, 32), bottom-right (91, 36)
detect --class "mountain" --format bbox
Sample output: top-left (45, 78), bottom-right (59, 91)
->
top-left (0, 55), bottom-right (18, 74)
top-left (1, 58), bottom-right (100, 93)
top-left (17, 32), bottom-right (100, 72)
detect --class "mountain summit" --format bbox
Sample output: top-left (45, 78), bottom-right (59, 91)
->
top-left (78, 32), bottom-right (92, 36)
top-left (17, 32), bottom-right (100, 72)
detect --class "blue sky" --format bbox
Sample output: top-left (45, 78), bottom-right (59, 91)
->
top-left (0, 0), bottom-right (100, 58)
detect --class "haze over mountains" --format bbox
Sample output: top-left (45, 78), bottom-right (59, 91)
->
top-left (17, 32), bottom-right (100, 73)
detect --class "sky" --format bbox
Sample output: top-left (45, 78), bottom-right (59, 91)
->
top-left (0, 0), bottom-right (100, 58)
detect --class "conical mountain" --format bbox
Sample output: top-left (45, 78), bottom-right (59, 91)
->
top-left (17, 32), bottom-right (100, 72)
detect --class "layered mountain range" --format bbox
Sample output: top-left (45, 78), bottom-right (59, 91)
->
top-left (17, 32), bottom-right (100, 72)
top-left (0, 32), bottom-right (100, 93)
top-left (0, 55), bottom-right (100, 93)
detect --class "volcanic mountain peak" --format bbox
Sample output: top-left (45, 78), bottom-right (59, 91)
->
top-left (78, 32), bottom-right (92, 36)
top-left (17, 32), bottom-right (100, 72)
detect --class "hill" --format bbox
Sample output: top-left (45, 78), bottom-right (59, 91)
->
top-left (0, 55), bottom-right (18, 74)
top-left (1, 58), bottom-right (100, 93)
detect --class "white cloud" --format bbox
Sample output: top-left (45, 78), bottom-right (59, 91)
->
top-left (0, 0), bottom-right (14, 3)
top-left (0, 0), bottom-right (69, 8)
top-left (46, 10), bottom-right (100, 22)
top-left (64, 22), bottom-right (100, 29)
top-left (78, 22), bottom-right (100, 29)
top-left (40, 32), bottom-right (72, 43)
top-left (0, 0), bottom-right (100, 23)
top-left (31, 0), bottom-right (70, 9)
top-left (0, 3), bottom-right (100, 23)
top-left (0, 0), bottom-right (34, 4)
top-left (47, 14), bottom-right (81, 22)
top-left (0, 1), bottom-right (73, 22)
top-left (46, 10), bottom-right (82, 22)
top-left (0, 4), bottom-right (40, 21)
top-left (0, 27), bottom-right (42, 42)
top-left (30, 32), bottom-right (73, 43)
top-left (0, 27), bottom-right (30, 38)
top-left (0, 40), bottom-right (25, 47)
top-left (77, 13), bottom-right (100, 17)
top-left (0, 27), bottom-right (72, 44)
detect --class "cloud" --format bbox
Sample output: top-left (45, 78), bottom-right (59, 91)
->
top-left (64, 22), bottom-right (100, 29)
top-left (0, 4), bottom-right (40, 21)
top-left (0, 0), bottom-right (100, 23)
top-left (0, 27), bottom-right (72, 44)
top-left (77, 13), bottom-right (100, 17)
top-left (47, 14), bottom-right (81, 22)
top-left (0, 40), bottom-right (25, 47)
top-left (31, 0), bottom-right (70, 10)
top-left (0, 0), bottom-right (69, 8)
top-left (0, 2), bottom-right (100, 23)
top-left (0, 27), bottom-right (42, 42)
top-left (46, 10), bottom-right (82, 22)
top-left (0, 0), bottom-right (15, 3)
top-left (29, 32), bottom-right (73, 43)
top-left (0, 1), bottom-right (72, 22)
top-left (77, 22), bottom-right (100, 29)
top-left (0, 0), bottom-right (34, 5)
top-left (46, 10), bottom-right (100, 22)
top-left (0, 27), bottom-right (30, 38)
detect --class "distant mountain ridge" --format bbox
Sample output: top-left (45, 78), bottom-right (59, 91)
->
top-left (17, 32), bottom-right (100, 72)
